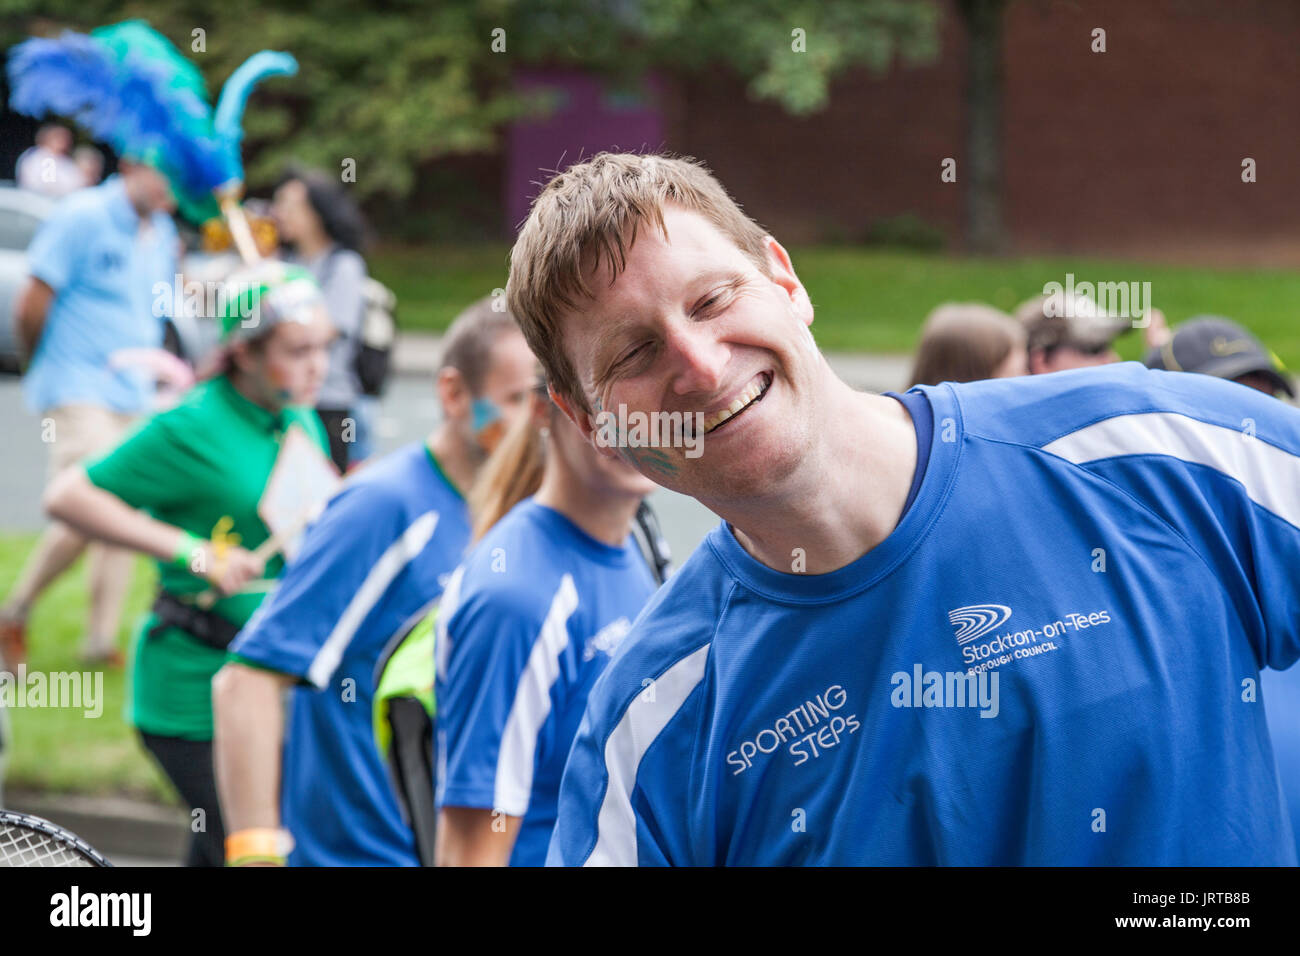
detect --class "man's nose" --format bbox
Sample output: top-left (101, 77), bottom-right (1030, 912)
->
top-left (664, 319), bottom-right (729, 396)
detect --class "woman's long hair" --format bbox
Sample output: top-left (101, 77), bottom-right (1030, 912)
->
top-left (276, 165), bottom-right (370, 253)
top-left (467, 392), bottom-right (550, 543)
top-left (908, 303), bottom-right (1025, 387)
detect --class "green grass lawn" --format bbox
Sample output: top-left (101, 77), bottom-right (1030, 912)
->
top-left (1, 535), bottom-right (174, 803)
top-left (372, 243), bottom-right (1300, 370)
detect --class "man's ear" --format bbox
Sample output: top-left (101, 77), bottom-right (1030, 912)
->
top-left (762, 235), bottom-right (813, 326)
top-left (437, 367), bottom-right (470, 423)
top-left (228, 340), bottom-right (254, 376)
top-left (549, 384), bottom-right (592, 438)
top-left (549, 384), bottom-right (622, 460)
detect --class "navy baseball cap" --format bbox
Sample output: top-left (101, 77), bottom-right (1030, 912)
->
top-left (1143, 316), bottom-right (1294, 398)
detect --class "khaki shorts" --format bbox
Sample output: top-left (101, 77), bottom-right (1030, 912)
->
top-left (43, 404), bottom-right (136, 484)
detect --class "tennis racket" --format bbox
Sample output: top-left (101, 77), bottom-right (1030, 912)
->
top-left (0, 811), bottom-right (113, 867)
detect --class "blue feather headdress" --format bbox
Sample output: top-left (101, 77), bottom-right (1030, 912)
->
top-left (7, 19), bottom-right (295, 238)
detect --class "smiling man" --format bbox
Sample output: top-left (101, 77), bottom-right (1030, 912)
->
top-left (508, 152), bottom-right (1300, 866)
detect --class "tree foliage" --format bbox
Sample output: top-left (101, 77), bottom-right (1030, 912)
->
top-left (2, 0), bottom-right (939, 203)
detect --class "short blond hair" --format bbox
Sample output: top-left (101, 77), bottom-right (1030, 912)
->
top-left (506, 152), bottom-right (771, 415)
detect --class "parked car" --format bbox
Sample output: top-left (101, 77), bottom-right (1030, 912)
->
top-left (0, 183), bottom-right (56, 373)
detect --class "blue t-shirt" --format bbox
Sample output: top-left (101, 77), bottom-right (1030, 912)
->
top-left (24, 176), bottom-right (178, 415)
top-left (230, 441), bottom-right (470, 866)
top-left (887, 390), bottom-right (933, 516)
top-left (1262, 664), bottom-right (1300, 860)
top-left (436, 498), bottom-right (659, 866)
top-left (548, 363), bottom-right (1300, 866)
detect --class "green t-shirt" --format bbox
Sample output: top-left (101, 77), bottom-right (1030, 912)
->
top-left (84, 374), bottom-right (330, 740)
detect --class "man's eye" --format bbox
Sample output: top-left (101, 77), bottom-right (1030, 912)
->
top-left (696, 289), bottom-right (731, 314)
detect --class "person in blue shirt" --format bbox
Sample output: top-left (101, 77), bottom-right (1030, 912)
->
top-left (501, 152), bottom-right (1300, 866)
top-left (1, 162), bottom-right (179, 669)
top-left (435, 377), bottom-right (660, 866)
top-left (211, 299), bottom-right (538, 866)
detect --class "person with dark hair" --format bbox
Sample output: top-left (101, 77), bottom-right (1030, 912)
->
top-left (213, 297), bottom-right (537, 866)
top-left (271, 168), bottom-right (373, 471)
top-left (908, 303), bottom-right (1027, 388)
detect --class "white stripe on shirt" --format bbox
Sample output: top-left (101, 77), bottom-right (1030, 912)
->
top-left (494, 574), bottom-right (580, 816)
top-left (434, 564), bottom-right (466, 680)
top-left (1042, 411), bottom-right (1300, 529)
top-left (586, 642), bottom-right (711, 867)
top-left (306, 510), bottom-right (440, 688)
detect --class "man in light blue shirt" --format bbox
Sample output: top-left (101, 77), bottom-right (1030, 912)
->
top-left (1, 161), bottom-right (179, 670)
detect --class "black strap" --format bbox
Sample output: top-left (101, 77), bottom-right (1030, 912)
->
top-left (387, 698), bottom-right (438, 867)
top-left (635, 501), bottom-right (672, 585)
top-left (148, 593), bottom-right (241, 650)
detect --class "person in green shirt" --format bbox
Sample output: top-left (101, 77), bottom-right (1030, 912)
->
top-left (45, 262), bottom-right (337, 867)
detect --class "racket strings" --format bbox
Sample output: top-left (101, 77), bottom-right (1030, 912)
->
top-left (0, 823), bottom-right (96, 867)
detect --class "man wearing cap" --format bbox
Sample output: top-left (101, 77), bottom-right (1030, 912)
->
top-left (1013, 290), bottom-right (1134, 375)
top-left (1, 160), bottom-right (179, 670)
top-left (44, 263), bottom-right (336, 866)
top-left (1144, 315), bottom-right (1295, 400)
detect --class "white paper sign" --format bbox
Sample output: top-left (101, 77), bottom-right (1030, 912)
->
top-left (258, 424), bottom-right (341, 562)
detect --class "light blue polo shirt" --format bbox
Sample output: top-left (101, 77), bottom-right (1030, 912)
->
top-left (23, 175), bottom-right (178, 415)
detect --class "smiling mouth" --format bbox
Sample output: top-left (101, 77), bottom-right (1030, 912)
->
top-left (702, 372), bottom-right (772, 435)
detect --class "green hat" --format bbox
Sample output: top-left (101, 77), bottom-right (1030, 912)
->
top-left (220, 261), bottom-right (326, 342)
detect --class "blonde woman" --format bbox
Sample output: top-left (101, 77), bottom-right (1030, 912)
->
top-left (434, 380), bottom-right (662, 866)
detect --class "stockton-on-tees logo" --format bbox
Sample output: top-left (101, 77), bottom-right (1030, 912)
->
top-left (948, 604), bottom-right (1012, 645)
top-left (948, 601), bottom-right (1113, 674)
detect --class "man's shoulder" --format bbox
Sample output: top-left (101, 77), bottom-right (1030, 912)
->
top-left (583, 531), bottom-right (730, 726)
top-left (450, 511), bottom-right (572, 625)
top-left (933, 362), bottom-right (1294, 449)
top-left (323, 444), bottom-right (456, 537)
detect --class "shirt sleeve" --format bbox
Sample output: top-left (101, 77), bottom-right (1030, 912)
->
top-left (547, 635), bottom-right (711, 867)
top-left (229, 482), bottom-right (414, 688)
top-left (321, 250), bottom-right (367, 341)
top-left (436, 578), bottom-right (550, 817)
top-left (25, 199), bottom-right (86, 293)
top-left (1042, 373), bottom-right (1300, 672)
top-left (545, 705), bottom-right (670, 868)
top-left (83, 410), bottom-right (209, 513)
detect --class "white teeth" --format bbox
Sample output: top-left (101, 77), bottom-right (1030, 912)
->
top-left (702, 375), bottom-right (768, 433)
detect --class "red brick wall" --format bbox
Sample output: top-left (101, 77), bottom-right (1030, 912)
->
top-left (665, 0), bottom-right (1300, 262)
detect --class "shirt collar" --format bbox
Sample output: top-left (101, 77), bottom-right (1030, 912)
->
top-left (103, 176), bottom-right (142, 234)
top-left (215, 374), bottom-right (289, 434)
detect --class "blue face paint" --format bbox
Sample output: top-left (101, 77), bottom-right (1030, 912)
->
top-left (471, 396), bottom-right (502, 434)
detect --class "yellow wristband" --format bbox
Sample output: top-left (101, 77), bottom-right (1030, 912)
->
top-left (225, 827), bottom-right (293, 865)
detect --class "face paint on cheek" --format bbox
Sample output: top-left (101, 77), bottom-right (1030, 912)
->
top-left (266, 365), bottom-right (294, 403)
top-left (471, 396), bottom-right (506, 453)
top-left (623, 445), bottom-right (679, 477)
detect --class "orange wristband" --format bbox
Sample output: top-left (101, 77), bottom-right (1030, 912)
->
top-left (225, 827), bottom-right (293, 865)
